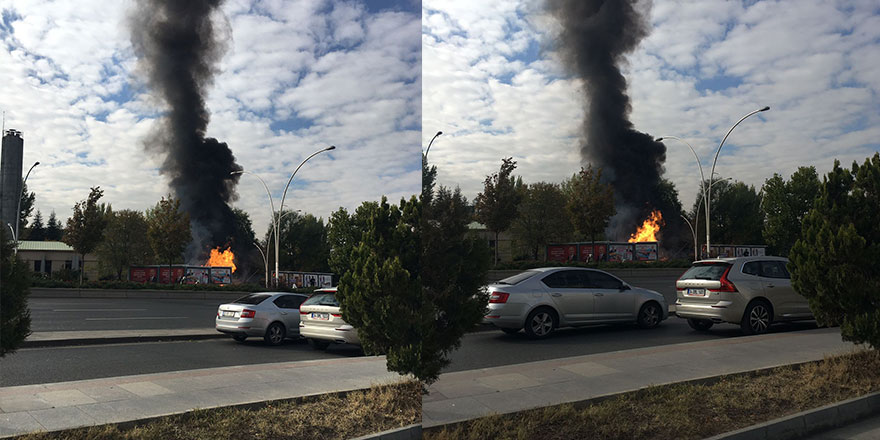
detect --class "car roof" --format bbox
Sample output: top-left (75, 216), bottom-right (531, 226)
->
top-left (249, 292), bottom-right (307, 297)
top-left (314, 286), bottom-right (337, 293)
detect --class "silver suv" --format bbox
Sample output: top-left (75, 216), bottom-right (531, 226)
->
top-left (674, 256), bottom-right (813, 334)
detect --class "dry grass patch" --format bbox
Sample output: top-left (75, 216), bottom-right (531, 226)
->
top-left (425, 349), bottom-right (880, 440)
top-left (16, 381), bottom-right (420, 440)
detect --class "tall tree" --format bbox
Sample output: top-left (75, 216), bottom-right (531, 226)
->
top-left (564, 165), bottom-right (616, 243)
top-left (45, 212), bottom-right (63, 241)
top-left (145, 195), bottom-right (191, 267)
top-left (27, 210), bottom-right (45, 241)
top-left (328, 203), bottom-right (378, 275)
top-left (335, 196), bottom-right (421, 380)
top-left (708, 181), bottom-right (764, 245)
top-left (63, 187), bottom-right (108, 284)
top-left (97, 209), bottom-right (152, 280)
top-left (421, 158), bottom-right (491, 383)
top-left (18, 180), bottom-right (35, 235)
top-left (474, 157), bottom-right (521, 265)
top-left (761, 167), bottom-right (821, 256)
top-left (511, 182), bottom-right (572, 260)
top-left (790, 154), bottom-right (880, 348)
top-left (1, 227), bottom-right (31, 357)
top-left (271, 211), bottom-right (330, 273)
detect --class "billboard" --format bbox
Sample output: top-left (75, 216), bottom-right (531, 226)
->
top-left (634, 243), bottom-right (658, 261)
top-left (277, 271), bottom-right (335, 288)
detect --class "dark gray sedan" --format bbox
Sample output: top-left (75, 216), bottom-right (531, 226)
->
top-left (215, 292), bottom-right (308, 345)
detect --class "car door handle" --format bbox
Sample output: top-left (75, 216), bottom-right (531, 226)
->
top-left (594, 293), bottom-right (604, 297)
top-left (766, 284), bottom-right (775, 288)
top-left (281, 311), bottom-right (288, 315)
top-left (550, 293), bottom-right (562, 297)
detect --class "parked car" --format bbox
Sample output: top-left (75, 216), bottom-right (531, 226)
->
top-left (674, 256), bottom-right (813, 334)
top-left (215, 292), bottom-right (308, 345)
top-left (299, 287), bottom-right (360, 349)
top-left (483, 267), bottom-right (668, 338)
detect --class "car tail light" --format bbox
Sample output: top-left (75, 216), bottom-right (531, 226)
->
top-left (709, 266), bottom-right (738, 293)
top-left (300, 310), bottom-right (308, 315)
top-left (331, 313), bottom-right (342, 318)
top-left (240, 309), bottom-right (256, 318)
top-left (489, 292), bottom-right (510, 303)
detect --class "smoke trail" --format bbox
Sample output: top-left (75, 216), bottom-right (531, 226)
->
top-left (547, 0), bottom-right (675, 241)
top-left (129, 0), bottom-right (243, 261)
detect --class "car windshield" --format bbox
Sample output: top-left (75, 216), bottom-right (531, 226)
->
top-left (496, 270), bottom-right (540, 285)
top-left (680, 263), bottom-right (730, 280)
top-left (232, 293), bottom-right (270, 305)
top-left (303, 293), bottom-right (339, 307)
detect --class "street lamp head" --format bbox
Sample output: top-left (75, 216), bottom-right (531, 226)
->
top-left (325, 145), bottom-right (336, 151)
top-left (759, 106), bottom-right (770, 112)
top-left (33, 161), bottom-right (40, 166)
top-left (655, 137), bottom-right (663, 142)
top-left (436, 131), bottom-right (442, 136)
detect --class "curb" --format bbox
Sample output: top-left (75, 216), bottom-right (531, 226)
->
top-left (349, 424), bottom-right (422, 440)
top-left (705, 391), bottom-right (880, 440)
top-left (22, 332), bottom-right (227, 348)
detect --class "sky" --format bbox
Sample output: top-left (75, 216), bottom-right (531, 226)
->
top-left (422, 0), bottom-right (880, 219)
top-left (0, 0), bottom-right (421, 236)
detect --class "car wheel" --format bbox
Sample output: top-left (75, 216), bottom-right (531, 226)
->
top-left (741, 300), bottom-right (773, 335)
top-left (637, 302), bottom-right (662, 329)
top-left (309, 339), bottom-right (330, 350)
top-left (500, 327), bottom-right (520, 335)
top-left (232, 334), bottom-right (247, 342)
top-left (523, 308), bottom-right (557, 339)
top-left (687, 318), bottom-right (714, 331)
top-left (264, 322), bottom-right (286, 346)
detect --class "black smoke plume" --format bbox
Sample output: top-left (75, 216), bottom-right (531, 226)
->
top-left (130, 0), bottom-right (245, 262)
top-left (547, 0), bottom-right (684, 251)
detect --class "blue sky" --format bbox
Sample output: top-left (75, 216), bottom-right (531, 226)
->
top-left (423, 0), bottom-right (880, 216)
top-left (0, 0), bottom-right (421, 235)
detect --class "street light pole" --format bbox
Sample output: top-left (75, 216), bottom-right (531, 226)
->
top-left (706, 106), bottom-right (769, 256)
top-left (275, 146), bottom-right (335, 288)
top-left (680, 214), bottom-right (698, 260)
top-left (424, 131), bottom-right (442, 159)
top-left (231, 170), bottom-right (277, 285)
top-left (14, 161), bottom-right (39, 254)
top-left (253, 241), bottom-right (269, 288)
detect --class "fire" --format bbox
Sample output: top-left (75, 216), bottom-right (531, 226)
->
top-left (628, 210), bottom-right (663, 242)
top-left (206, 247), bottom-right (236, 273)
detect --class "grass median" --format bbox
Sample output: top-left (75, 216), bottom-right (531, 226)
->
top-left (15, 381), bottom-right (420, 440)
top-left (425, 349), bottom-right (880, 440)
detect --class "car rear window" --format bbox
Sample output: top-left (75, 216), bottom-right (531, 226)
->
top-left (497, 270), bottom-right (540, 285)
top-left (233, 294), bottom-right (270, 305)
top-left (680, 263), bottom-right (730, 281)
top-left (303, 293), bottom-right (339, 307)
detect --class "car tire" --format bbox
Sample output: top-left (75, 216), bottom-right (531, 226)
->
top-left (523, 308), bottom-right (557, 339)
top-left (263, 322), bottom-right (286, 346)
top-left (741, 300), bottom-right (773, 335)
top-left (687, 318), bottom-right (714, 331)
top-left (232, 334), bottom-right (247, 342)
top-left (500, 327), bottom-right (520, 335)
top-left (637, 302), bottom-right (662, 329)
top-left (309, 339), bottom-right (330, 350)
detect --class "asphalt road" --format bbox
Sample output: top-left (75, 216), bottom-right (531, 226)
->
top-left (445, 318), bottom-right (821, 373)
top-left (0, 337), bottom-right (363, 387)
top-left (28, 297), bottom-right (225, 332)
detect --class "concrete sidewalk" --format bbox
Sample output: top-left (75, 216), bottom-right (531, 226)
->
top-left (0, 356), bottom-right (403, 438)
top-left (23, 328), bottom-right (224, 348)
top-left (423, 327), bottom-right (858, 428)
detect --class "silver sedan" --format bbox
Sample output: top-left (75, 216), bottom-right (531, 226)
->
top-left (215, 292), bottom-right (308, 345)
top-left (483, 267), bottom-right (668, 338)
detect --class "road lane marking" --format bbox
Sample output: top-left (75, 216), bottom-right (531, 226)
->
top-left (84, 317), bottom-right (189, 320)
top-left (53, 309), bottom-right (148, 312)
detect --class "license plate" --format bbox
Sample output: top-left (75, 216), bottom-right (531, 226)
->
top-left (222, 311), bottom-right (235, 317)
top-left (686, 288), bottom-right (706, 297)
top-left (311, 312), bottom-right (329, 320)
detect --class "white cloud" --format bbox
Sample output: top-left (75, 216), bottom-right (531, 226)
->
top-left (424, 0), bottom-right (880, 220)
top-left (1, 0), bottom-right (420, 239)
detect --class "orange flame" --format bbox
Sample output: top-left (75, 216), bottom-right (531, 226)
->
top-left (206, 247), bottom-right (236, 273)
top-left (628, 210), bottom-right (663, 242)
